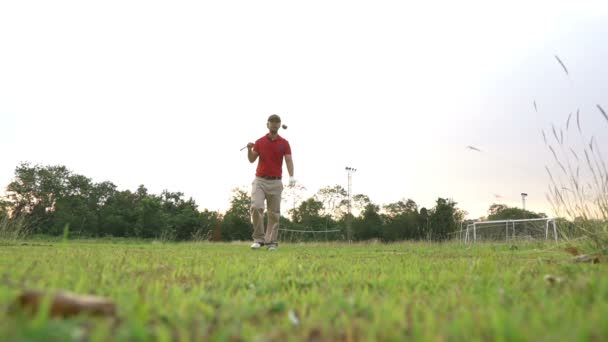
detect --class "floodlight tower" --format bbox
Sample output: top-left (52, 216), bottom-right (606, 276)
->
top-left (521, 192), bottom-right (528, 233)
top-left (345, 166), bottom-right (357, 242)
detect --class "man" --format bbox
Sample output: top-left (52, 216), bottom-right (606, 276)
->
top-left (246, 114), bottom-right (295, 251)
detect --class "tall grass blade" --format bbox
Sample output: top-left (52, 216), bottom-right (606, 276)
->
top-left (554, 55), bottom-right (569, 76)
top-left (598, 104), bottom-right (608, 123)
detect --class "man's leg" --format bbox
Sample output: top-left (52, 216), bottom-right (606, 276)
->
top-left (265, 179), bottom-right (283, 244)
top-left (250, 178), bottom-right (266, 243)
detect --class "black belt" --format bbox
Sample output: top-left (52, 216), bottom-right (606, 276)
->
top-left (259, 176), bottom-right (282, 180)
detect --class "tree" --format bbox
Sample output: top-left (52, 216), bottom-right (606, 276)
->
top-left (134, 193), bottom-right (166, 238)
top-left (50, 174), bottom-right (98, 236)
top-left (52, 195), bottom-right (97, 236)
top-left (353, 201), bottom-right (382, 241)
top-left (315, 185), bottom-right (348, 220)
top-left (383, 199), bottom-right (418, 217)
top-left (487, 203), bottom-right (547, 220)
top-left (221, 188), bottom-right (252, 241)
top-left (5, 163), bottom-right (71, 233)
top-left (0, 199), bottom-right (8, 221)
top-left (292, 197), bottom-right (326, 229)
top-left (417, 207), bottom-right (430, 239)
top-left (428, 198), bottom-right (461, 241)
top-left (488, 203), bottom-right (508, 217)
top-left (351, 194), bottom-right (371, 214)
top-left (90, 181), bottom-right (117, 207)
top-left (165, 195), bottom-right (206, 241)
top-left (382, 199), bottom-right (419, 241)
top-left (197, 209), bottom-right (222, 241)
top-left (98, 190), bottom-right (138, 237)
top-left (282, 183), bottom-right (307, 221)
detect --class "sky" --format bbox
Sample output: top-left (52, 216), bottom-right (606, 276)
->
top-left (1, 0), bottom-right (607, 219)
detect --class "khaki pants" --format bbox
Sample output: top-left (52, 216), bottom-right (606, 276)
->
top-left (250, 177), bottom-right (283, 244)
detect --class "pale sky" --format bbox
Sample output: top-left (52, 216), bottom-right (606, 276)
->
top-left (1, 1), bottom-right (607, 219)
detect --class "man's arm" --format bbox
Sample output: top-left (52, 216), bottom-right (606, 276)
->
top-left (285, 154), bottom-right (294, 177)
top-left (247, 143), bottom-right (259, 163)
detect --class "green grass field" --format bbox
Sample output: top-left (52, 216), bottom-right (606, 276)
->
top-left (0, 240), bottom-right (606, 341)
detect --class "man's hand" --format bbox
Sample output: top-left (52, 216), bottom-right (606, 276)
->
top-left (247, 143), bottom-right (258, 163)
top-left (288, 176), bottom-right (296, 187)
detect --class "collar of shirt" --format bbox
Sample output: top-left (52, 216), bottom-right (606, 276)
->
top-left (266, 134), bottom-right (282, 141)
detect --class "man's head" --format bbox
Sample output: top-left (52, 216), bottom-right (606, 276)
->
top-left (268, 114), bottom-right (281, 123)
top-left (267, 114), bottom-right (281, 134)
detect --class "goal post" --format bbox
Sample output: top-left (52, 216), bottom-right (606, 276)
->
top-left (464, 218), bottom-right (558, 243)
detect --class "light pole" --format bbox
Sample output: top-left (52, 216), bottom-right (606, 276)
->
top-left (521, 192), bottom-right (528, 235)
top-left (345, 166), bottom-right (357, 242)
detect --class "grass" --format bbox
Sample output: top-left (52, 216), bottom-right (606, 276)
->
top-left (542, 54), bottom-right (608, 253)
top-left (0, 240), bottom-right (606, 341)
top-left (544, 104), bottom-right (608, 253)
top-left (0, 215), bottom-right (31, 242)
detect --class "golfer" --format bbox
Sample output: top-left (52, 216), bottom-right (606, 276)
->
top-left (246, 114), bottom-right (295, 250)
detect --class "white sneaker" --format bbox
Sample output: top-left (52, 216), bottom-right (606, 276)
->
top-left (266, 243), bottom-right (278, 251)
top-left (250, 242), bottom-right (264, 249)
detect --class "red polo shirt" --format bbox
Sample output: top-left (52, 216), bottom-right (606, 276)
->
top-left (254, 134), bottom-right (291, 177)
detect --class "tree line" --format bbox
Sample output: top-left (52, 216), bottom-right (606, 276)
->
top-left (0, 163), bottom-right (545, 242)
